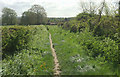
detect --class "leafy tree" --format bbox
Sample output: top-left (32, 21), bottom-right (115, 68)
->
top-left (28, 4), bottom-right (47, 25)
top-left (21, 11), bottom-right (37, 25)
top-left (76, 13), bottom-right (91, 21)
top-left (2, 7), bottom-right (17, 25)
top-left (21, 5), bottom-right (47, 25)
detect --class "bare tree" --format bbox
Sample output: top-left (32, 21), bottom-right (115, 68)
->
top-left (80, 1), bottom-right (98, 15)
top-left (118, 1), bottom-right (120, 21)
top-left (80, 1), bottom-right (89, 13)
top-left (98, 0), bottom-right (105, 22)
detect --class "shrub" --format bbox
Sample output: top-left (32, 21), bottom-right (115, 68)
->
top-left (2, 26), bottom-right (32, 58)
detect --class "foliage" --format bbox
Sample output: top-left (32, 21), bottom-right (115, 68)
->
top-left (2, 26), bottom-right (31, 58)
top-left (2, 25), bottom-right (54, 75)
top-left (61, 11), bottom-right (119, 48)
top-left (21, 11), bottom-right (37, 25)
top-left (93, 16), bottom-right (118, 37)
top-left (48, 26), bottom-right (119, 75)
top-left (2, 7), bottom-right (17, 25)
top-left (21, 5), bottom-right (47, 25)
top-left (76, 13), bottom-right (91, 21)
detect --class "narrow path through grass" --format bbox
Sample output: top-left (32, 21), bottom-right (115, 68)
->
top-left (47, 26), bottom-right (117, 75)
top-left (49, 33), bottom-right (61, 76)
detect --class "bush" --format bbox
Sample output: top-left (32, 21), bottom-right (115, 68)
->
top-left (93, 16), bottom-right (117, 37)
top-left (2, 26), bottom-right (32, 58)
top-left (62, 22), bottom-right (71, 30)
top-left (79, 29), bottom-right (119, 64)
top-left (2, 25), bottom-right (54, 75)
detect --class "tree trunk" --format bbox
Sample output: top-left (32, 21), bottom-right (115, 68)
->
top-left (98, 0), bottom-right (105, 22)
top-left (118, 1), bottom-right (120, 21)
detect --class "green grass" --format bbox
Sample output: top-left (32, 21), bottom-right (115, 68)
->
top-left (48, 25), bottom-right (118, 75)
top-left (2, 25), bottom-right (54, 75)
top-left (1, 25), bottom-right (119, 76)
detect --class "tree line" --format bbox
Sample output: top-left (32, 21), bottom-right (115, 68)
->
top-left (1, 1), bottom-right (119, 26)
top-left (59, 0), bottom-right (120, 36)
top-left (2, 4), bottom-right (47, 25)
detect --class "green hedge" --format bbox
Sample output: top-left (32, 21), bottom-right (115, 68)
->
top-left (2, 26), bottom-right (33, 58)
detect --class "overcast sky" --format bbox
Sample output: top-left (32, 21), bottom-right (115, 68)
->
top-left (0, 0), bottom-right (119, 17)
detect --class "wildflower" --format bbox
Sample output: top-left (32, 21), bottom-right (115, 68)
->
top-left (40, 65), bottom-right (43, 68)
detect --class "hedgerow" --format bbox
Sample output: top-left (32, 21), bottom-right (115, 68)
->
top-left (2, 26), bottom-right (54, 75)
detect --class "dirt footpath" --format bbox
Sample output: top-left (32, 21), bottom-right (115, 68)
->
top-left (49, 33), bottom-right (61, 76)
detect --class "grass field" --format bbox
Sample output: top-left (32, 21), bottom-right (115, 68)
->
top-left (48, 26), bottom-right (118, 75)
top-left (1, 25), bottom-right (119, 76)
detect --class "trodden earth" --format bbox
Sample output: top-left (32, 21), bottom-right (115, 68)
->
top-left (49, 33), bottom-right (61, 76)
